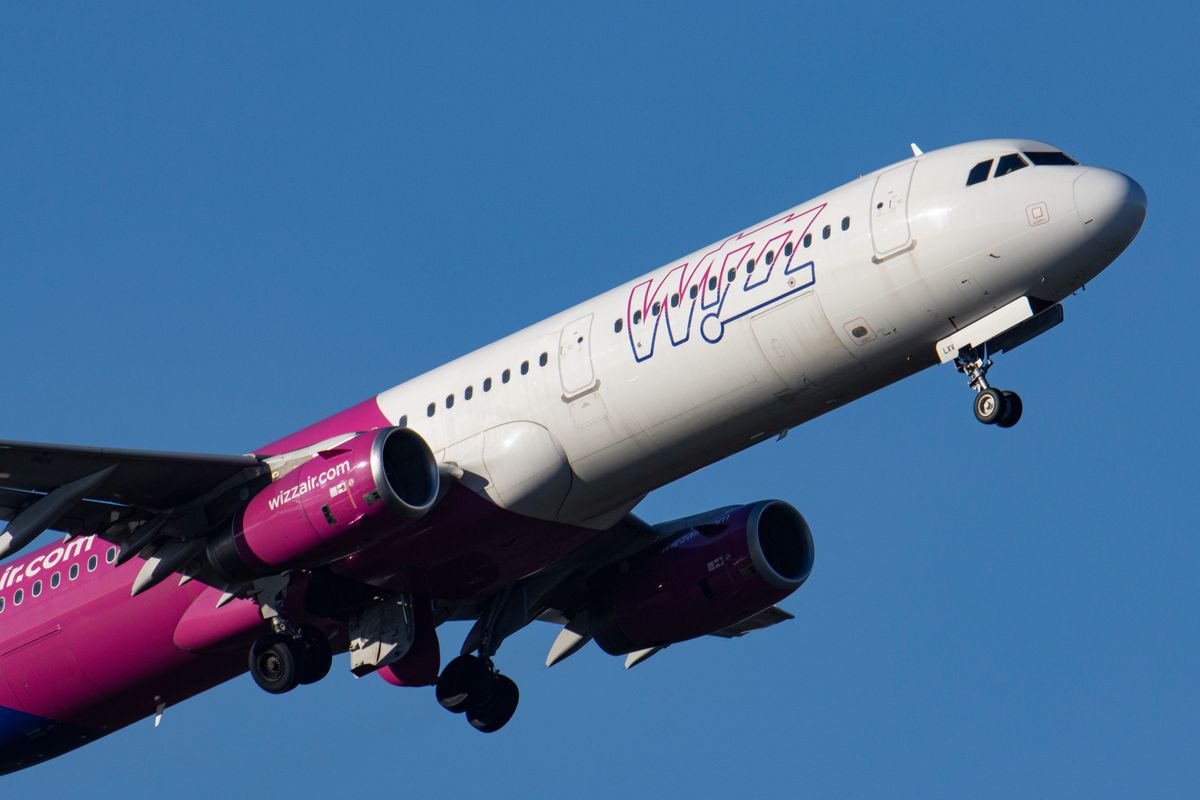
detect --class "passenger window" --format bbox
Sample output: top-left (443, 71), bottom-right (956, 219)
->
top-left (464, 386), bottom-right (473, 401)
top-left (70, 564), bottom-right (79, 580)
top-left (784, 242), bottom-right (793, 256)
top-left (841, 216), bottom-right (850, 231)
top-left (51, 572), bottom-right (61, 588)
top-left (502, 369), bottom-right (511, 384)
top-left (613, 318), bottom-right (622, 333)
top-left (765, 251), bottom-right (774, 265)
top-left (520, 360), bottom-right (529, 375)
top-left (652, 302), bottom-right (661, 316)
top-left (633, 310), bottom-right (642, 324)
top-left (32, 580), bottom-right (42, 598)
top-left (994, 153), bottom-right (1028, 178)
top-left (822, 225), bottom-right (831, 239)
top-left (689, 285), bottom-right (698, 300)
top-left (708, 275), bottom-right (718, 291)
top-left (670, 293), bottom-right (679, 307)
top-left (13, 589), bottom-right (22, 605)
top-left (446, 394), bottom-right (454, 409)
top-left (539, 352), bottom-right (548, 367)
top-left (483, 377), bottom-right (492, 392)
top-left (106, 547), bottom-right (116, 564)
top-left (966, 159), bottom-right (993, 186)
top-left (803, 233), bottom-right (812, 248)
top-left (88, 555), bottom-right (98, 572)
top-left (399, 415), bottom-right (408, 427)
top-left (0, 597), bottom-right (4, 613)
top-left (726, 268), bottom-right (736, 282)
top-left (427, 403), bottom-right (435, 417)
top-left (746, 258), bottom-right (755, 274)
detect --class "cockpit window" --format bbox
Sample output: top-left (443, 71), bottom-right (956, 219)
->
top-left (1024, 150), bottom-right (1078, 166)
top-left (966, 159), bottom-right (993, 186)
top-left (994, 153), bottom-right (1029, 178)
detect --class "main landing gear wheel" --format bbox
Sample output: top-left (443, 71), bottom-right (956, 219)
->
top-left (467, 674), bottom-right (519, 733)
top-left (249, 633), bottom-right (304, 694)
top-left (436, 654), bottom-right (492, 713)
top-left (436, 654), bottom-right (520, 733)
top-left (249, 625), bottom-right (334, 694)
top-left (297, 624), bottom-right (333, 685)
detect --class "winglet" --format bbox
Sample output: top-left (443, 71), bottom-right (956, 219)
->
top-left (910, 142), bottom-right (923, 157)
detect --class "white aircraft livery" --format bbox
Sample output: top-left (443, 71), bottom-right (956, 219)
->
top-left (0, 139), bottom-right (1145, 772)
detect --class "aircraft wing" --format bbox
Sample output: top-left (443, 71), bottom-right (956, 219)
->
top-left (0, 439), bottom-right (262, 510)
top-left (0, 439), bottom-right (269, 575)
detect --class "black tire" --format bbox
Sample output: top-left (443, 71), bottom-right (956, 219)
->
top-left (249, 634), bottom-right (305, 694)
top-left (467, 674), bottom-right (519, 733)
top-left (297, 624), bottom-right (333, 685)
top-left (436, 654), bottom-right (492, 713)
top-left (997, 391), bottom-right (1023, 428)
top-left (973, 388), bottom-right (1005, 425)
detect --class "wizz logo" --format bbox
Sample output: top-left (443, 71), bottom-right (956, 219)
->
top-left (626, 204), bottom-right (824, 362)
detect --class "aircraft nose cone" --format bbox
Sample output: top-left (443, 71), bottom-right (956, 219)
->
top-left (1074, 168), bottom-right (1147, 253)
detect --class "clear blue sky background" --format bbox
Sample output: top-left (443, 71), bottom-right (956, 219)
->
top-left (2, 3), bottom-right (1196, 796)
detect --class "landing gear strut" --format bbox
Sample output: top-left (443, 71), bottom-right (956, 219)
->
top-left (435, 654), bottom-right (520, 732)
top-left (249, 623), bottom-right (333, 694)
top-left (956, 346), bottom-right (1022, 428)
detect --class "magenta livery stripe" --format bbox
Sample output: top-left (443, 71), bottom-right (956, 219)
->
top-left (255, 396), bottom-right (392, 455)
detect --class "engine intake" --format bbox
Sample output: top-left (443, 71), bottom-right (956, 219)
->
top-left (207, 427), bottom-right (439, 580)
top-left (591, 500), bottom-right (814, 655)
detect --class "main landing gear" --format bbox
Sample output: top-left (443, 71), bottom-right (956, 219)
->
top-left (249, 623), bottom-right (334, 694)
top-left (956, 346), bottom-right (1023, 428)
top-left (435, 655), bottom-right (520, 733)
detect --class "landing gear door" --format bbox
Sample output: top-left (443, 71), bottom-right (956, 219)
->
top-left (558, 314), bottom-right (597, 399)
top-left (869, 162), bottom-right (916, 258)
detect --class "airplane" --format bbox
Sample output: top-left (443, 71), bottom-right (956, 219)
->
top-left (0, 139), bottom-right (1145, 773)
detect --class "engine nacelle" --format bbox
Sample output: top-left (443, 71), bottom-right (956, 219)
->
top-left (207, 427), bottom-right (439, 580)
top-left (591, 500), bottom-right (814, 655)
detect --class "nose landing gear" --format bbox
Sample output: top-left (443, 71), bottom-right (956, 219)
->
top-left (957, 347), bottom-right (1022, 428)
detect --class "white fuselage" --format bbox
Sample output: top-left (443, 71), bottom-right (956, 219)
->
top-left (355, 139), bottom-right (1138, 529)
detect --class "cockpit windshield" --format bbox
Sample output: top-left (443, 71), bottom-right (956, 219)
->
top-left (994, 153), bottom-right (1028, 178)
top-left (966, 149), bottom-right (1076, 186)
top-left (1023, 150), bottom-right (1078, 166)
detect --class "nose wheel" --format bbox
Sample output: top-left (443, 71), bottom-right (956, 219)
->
top-left (956, 347), bottom-right (1023, 428)
top-left (436, 654), bottom-right (519, 733)
top-left (973, 388), bottom-right (1022, 427)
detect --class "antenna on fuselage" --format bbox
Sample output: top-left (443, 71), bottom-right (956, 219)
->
top-left (910, 142), bottom-right (923, 157)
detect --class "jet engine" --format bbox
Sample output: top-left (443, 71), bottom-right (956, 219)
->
top-left (206, 427), bottom-right (439, 580)
top-left (590, 500), bottom-right (814, 655)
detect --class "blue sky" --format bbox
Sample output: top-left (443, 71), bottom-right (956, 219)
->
top-left (2, 2), bottom-right (1196, 796)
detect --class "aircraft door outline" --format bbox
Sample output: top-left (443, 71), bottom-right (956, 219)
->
top-left (870, 162), bottom-right (917, 258)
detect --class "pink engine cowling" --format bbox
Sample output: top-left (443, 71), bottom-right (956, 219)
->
top-left (591, 500), bottom-right (814, 655)
top-left (206, 427), bottom-right (440, 580)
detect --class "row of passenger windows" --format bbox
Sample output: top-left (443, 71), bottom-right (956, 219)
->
top-left (404, 351), bottom-right (552, 423)
top-left (0, 547), bottom-right (117, 613)
top-left (966, 150), bottom-right (1078, 186)
top-left (613, 216), bottom-right (852, 332)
